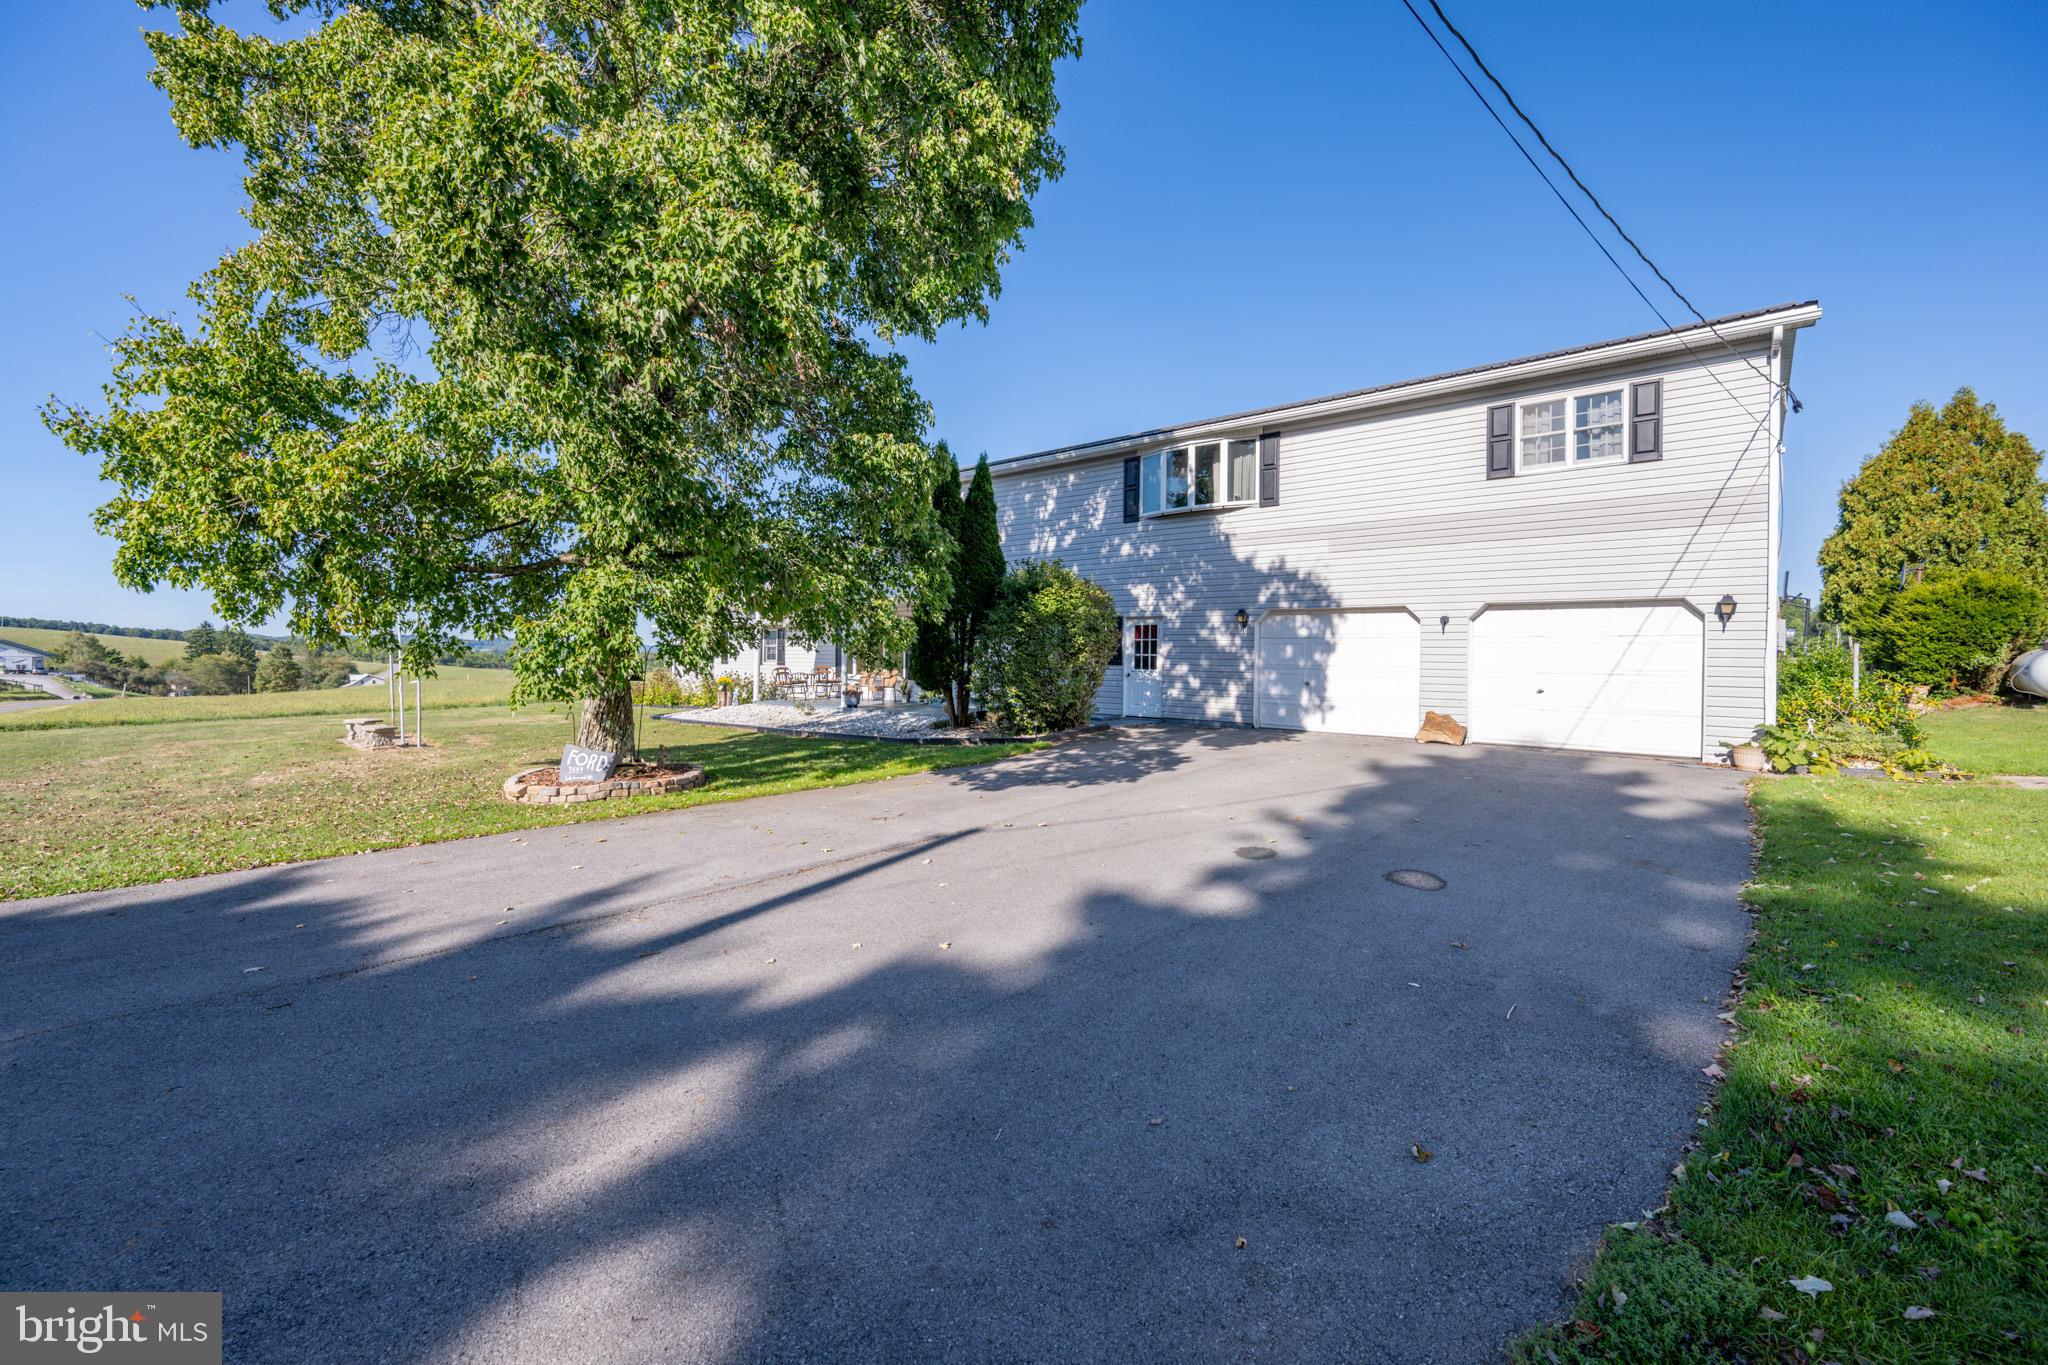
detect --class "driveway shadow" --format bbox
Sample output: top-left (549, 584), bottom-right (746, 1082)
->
top-left (0, 736), bottom-right (1757, 1363)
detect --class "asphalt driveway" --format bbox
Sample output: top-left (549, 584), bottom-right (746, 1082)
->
top-left (0, 727), bottom-right (1752, 1363)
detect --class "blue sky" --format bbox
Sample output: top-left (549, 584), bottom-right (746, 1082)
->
top-left (4, 1), bottom-right (2044, 629)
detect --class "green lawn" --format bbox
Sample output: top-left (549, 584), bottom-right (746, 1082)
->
top-left (0, 665), bottom-right (514, 732)
top-left (1920, 704), bottom-right (2048, 776)
top-left (0, 704), bottom-right (1035, 900)
top-left (1521, 776), bottom-right (2048, 1362)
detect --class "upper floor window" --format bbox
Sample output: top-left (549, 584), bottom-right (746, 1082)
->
top-left (1519, 386), bottom-right (1626, 472)
top-left (1138, 438), bottom-right (1258, 516)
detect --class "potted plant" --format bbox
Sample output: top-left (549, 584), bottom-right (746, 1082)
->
top-left (1726, 734), bottom-right (1769, 772)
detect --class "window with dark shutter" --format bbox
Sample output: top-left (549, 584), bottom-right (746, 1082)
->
top-left (1122, 456), bottom-right (1141, 522)
top-left (1628, 379), bottom-right (1662, 462)
top-left (1257, 432), bottom-right (1281, 506)
top-left (1485, 403), bottom-right (1515, 479)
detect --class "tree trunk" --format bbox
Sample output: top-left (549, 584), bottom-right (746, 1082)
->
top-left (574, 686), bottom-right (636, 756)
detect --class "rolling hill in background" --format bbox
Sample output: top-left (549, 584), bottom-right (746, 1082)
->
top-left (0, 626), bottom-right (193, 665)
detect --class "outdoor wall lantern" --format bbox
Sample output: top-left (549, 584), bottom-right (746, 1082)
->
top-left (1715, 594), bottom-right (1738, 631)
top-left (1234, 608), bottom-right (1250, 630)
top-left (1438, 614), bottom-right (1450, 634)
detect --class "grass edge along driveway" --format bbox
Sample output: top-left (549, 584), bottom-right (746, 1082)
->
top-left (0, 705), bottom-right (1037, 901)
top-left (1518, 774), bottom-right (2047, 1362)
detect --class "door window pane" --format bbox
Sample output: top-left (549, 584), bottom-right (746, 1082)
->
top-left (1193, 443), bottom-right (1220, 506)
top-left (1131, 622), bottom-right (1159, 670)
top-left (1228, 439), bottom-right (1257, 501)
top-left (1165, 449), bottom-right (1190, 509)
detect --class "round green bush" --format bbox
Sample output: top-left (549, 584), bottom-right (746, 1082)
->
top-left (1867, 569), bottom-right (2046, 689)
top-left (973, 559), bottom-right (1119, 733)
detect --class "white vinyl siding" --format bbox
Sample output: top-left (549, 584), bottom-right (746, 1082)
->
top-left (988, 342), bottom-right (1781, 759)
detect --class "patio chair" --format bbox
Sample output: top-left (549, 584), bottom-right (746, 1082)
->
top-left (771, 666), bottom-right (797, 699)
top-left (811, 662), bottom-right (839, 697)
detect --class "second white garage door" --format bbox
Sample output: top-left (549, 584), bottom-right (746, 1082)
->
top-left (1469, 604), bottom-right (1704, 758)
top-left (1256, 610), bottom-right (1421, 736)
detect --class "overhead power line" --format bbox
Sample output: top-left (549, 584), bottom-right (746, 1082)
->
top-left (1397, 0), bottom-right (1801, 415)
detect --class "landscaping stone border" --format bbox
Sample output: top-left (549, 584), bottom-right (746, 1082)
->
top-left (502, 764), bottom-right (706, 805)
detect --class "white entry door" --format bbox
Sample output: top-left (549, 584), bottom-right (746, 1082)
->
top-left (1256, 609), bottom-right (1422, 736)
top-left (1122, 617), bottom-right (1162, 718)
top-left (1469, 603), bottom-right (1704, 758)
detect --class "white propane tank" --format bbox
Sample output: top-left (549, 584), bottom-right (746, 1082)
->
top-left (2012, 648), bottom-right (2048, 699)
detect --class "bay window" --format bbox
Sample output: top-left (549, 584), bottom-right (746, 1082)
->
top-left (1138, 437), bottom-right (1260, 516)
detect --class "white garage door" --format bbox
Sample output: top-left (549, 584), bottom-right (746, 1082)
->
top-left (1470, 604), bottom-right (1703, 758)
top-left (1257, 610), bottom-right (1421, 736)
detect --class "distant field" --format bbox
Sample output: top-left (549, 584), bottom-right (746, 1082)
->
top-left (0, 666), bottom-right (514, 731)
top-left (0, 626), bottom-right (192, 665)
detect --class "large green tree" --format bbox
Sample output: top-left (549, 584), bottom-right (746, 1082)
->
top-left (1819, 389), bottom-right (2048, 635)
top-left (255, 642), bottom-right (304, 693)
top-left (47, 0), bottom-right (1081, 751)
top-left (182, 620), bottom-right (219, 660)
top-left (908, 451), bottom-right (1004, 725)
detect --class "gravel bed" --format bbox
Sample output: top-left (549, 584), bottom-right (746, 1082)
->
top-left (657, 701), bottom-right (973, 742)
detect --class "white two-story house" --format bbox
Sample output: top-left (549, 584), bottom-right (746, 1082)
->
top-left (984, 301), bottom-right (1820, 761)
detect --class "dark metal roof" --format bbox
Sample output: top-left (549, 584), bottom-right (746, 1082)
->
top-left (987, 301), bottom-right (1819, 470)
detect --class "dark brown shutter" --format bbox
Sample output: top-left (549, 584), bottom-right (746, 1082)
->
top-left (1109, 615), bottom-right (1123, 666)
top-left (1629, 380), bottom-right (1662, 462)
top-left (1122, 456), bottom-right (1140, 522)
top-left (1258, 432), bottom-right (1281, 506)
top-left (1485, 403), bottom-right (1515, 479)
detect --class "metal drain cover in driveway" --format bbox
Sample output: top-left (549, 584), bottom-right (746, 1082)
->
top-left (1385, 868), bottom-right (1446, 891)
top-left (1235, 846), bottom-right (1278, 860)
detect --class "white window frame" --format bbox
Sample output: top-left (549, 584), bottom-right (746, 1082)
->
top-left (1138, 437), bottom-right (1260, 517)
top-left (1515, 383), bottom-right (1631, 474)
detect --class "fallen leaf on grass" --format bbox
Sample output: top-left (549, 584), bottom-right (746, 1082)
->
top-left (1886, 1210), bottom-right (1918, 1230)
top-left (1903, 1306), bottom-right (1937, 1320)
top-left (1609, 1286), bottom-right (1626, 1310)
top-left (1888, 1058), bottom-right (1906, 1073)
top-left (1702, 1062), bottom-right (1726, 1080)
top-left (1787, 1275), bottom-right (1833, 1296)
top-left (1757, 1306), bottom-right (1787, 1321)
top-left (1937, 1178), bottom-right (1952, 1194)
top-left (1410, 1144), bottom-right (1433, 1163)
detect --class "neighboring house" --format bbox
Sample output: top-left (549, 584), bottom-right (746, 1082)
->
top-left (0, 640), bottom-right (50, 674)
top-left (984, 301), bottom-right (1821, 761)
top-left (710, 630), bottom-right (915, 699)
